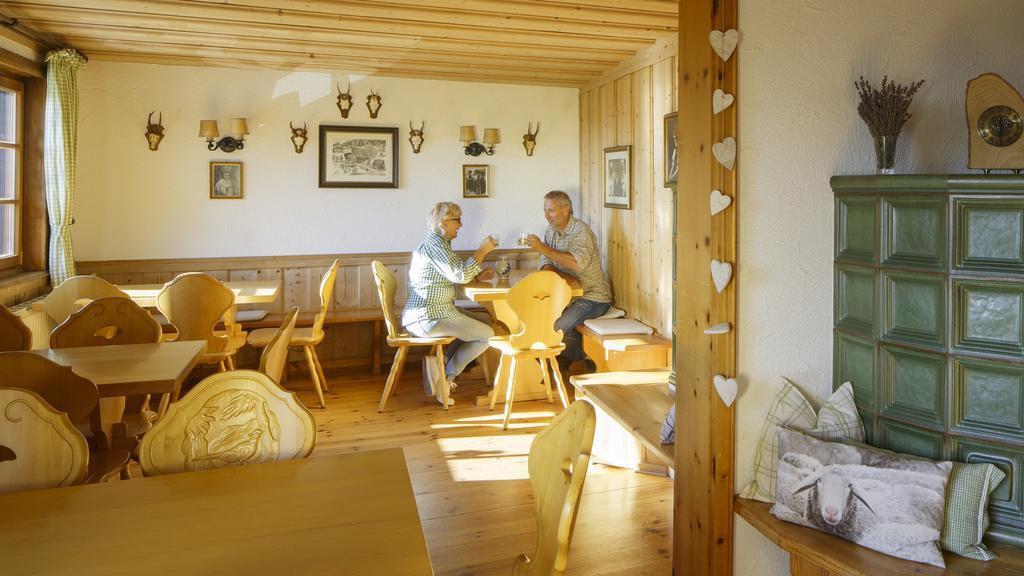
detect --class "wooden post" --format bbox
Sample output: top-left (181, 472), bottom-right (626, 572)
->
top-left (675, 0), bottom-right (738, 574)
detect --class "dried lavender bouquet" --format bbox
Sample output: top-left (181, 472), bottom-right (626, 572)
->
top-left (855, 76), bottom-right (925, 171)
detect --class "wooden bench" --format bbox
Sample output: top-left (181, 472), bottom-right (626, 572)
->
top-left (570, 370), bottom-right (674, 476)
top-left (577, 323), bottom-right (671, 372)
top-left (735, 497), bottom-right (1024, 575)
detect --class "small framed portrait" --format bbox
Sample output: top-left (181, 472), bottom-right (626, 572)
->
top-left (664, 112), bottom-right (678, 187)
top-left (318, 125), bottom-right (399, 188)
top-left (210, 161), bottom-right (243, 199)
top-left (462, 164), bottom-right (489, 198)
top-left (603, 145), bottom-right (632, 209)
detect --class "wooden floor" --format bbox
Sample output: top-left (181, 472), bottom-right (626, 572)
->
top-left (269, 363), bottom-right (673, 575)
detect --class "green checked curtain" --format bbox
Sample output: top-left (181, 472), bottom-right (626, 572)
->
top-left (43, 48), bottom-right (87, 286)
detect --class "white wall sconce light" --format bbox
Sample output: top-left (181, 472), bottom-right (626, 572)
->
top-left (460, 125), bottom-right (500, 156)
top-left (199, 117), bottom-right (249, 153)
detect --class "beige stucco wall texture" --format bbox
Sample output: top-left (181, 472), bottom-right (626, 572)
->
top-left (735, 0), bottom-right (1024, 573)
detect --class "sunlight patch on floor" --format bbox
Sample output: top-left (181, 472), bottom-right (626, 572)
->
top-left (437, 434), bottom-right (533, 481)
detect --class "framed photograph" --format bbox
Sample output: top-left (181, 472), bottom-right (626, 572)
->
top-left (210, 161), bottom-right (243, 199)
top-left (318, 125), bottom-right (399, 188)
top-left (664, 112), bottom-right (678, 187)
top-left (462, 164), bottom-right (489, 198)
top-left (603, 145), bottom-right (632, 209)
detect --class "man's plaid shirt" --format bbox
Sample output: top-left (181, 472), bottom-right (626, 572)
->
top-left (539, 217), bottom-right (612, 303)
top-left (401, 230), bottom-right (482, 326)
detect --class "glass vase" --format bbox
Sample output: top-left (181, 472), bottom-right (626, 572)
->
top-left (874, 134), bottom-right (896, 175)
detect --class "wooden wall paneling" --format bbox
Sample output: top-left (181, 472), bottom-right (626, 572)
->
top-left (589, 88), bottom-right (603, 236)
top-left (335, 264), bottom-right (361, 309)
top-left (579, 90), bottom-right (592, 221)
top-left (22, 77), bottom-right (46, 271)
top-left (675, 0), bottom-right (737, 574)
top-left (357, 264), bottom-right (377, 309)
top-left (634, 66), bottom-right (655, 329)
top-left (653, 57), bottom-right (675, 335)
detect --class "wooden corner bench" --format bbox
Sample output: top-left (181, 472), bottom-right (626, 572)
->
top-left (735, 497), bottom-right (1024, 575)
top-left (577, 323), bottom-right (671, 372)
top-left (570, 369), bottom-right (674, 476)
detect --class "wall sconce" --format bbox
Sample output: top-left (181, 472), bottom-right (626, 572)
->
top-left (199, 117), bottom-right (249, 153)
top-left (460, 125), bottom-right (500, 156)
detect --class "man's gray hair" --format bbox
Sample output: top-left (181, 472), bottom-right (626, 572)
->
top-left (543, 190), bottom-right (573, 213)
top-left (427, 201), bottom-right (461, 233)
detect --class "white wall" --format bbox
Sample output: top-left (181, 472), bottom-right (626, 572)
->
top-left (735, 1), bottom-right (1024, 574)
top-left (73, 62), bottom-right (579, 260)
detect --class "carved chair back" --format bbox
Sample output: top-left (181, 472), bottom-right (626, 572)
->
top-left (506, 271), bottom-right (572, 350)
top-left (371, 260), bottom-right (403, 339)
top-left (0, 304), bottom-right (32, 351)
top-left (50, 296), bottom-right (162, 349)
top-left (310, 260), bottom-right (341, 339)
top-left (259, 307), bottom-right (299, 385)
top-left (0, 387), bottom-right (89, 493)
top-left (156, 273), bottom-right (234, 353)
top-left (43, 275), bottom-right (128, 325)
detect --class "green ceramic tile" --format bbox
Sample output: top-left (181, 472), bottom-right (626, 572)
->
top-left (881, 195), bottom-right (947, 271)
top-left (954, 438), bottom-right (1024, 546)
top-left (952, 358), bottom-right (1024, 441)
top-left (953, 279), bottom-right (1024, 357)
top-left (954, 198), bottom-right (1024, 275)
top-left (836, 196), bottom-right (877, 263)
top-left (835, 265), bottom-right (876, 336)
top-left (879, 345), bottom-right (946, 428)
top-left (879, 418), bottom-right (945, 460)
top-left (880, 271), bottom-right (945, 348)
top-left (834, 332), bottom-right (876, 412)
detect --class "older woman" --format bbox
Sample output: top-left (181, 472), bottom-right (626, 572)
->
top-left (402, 202), bottom-right (496, 405)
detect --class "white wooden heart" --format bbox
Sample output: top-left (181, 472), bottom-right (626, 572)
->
top-left (712, 137), bottom-right (736, 170)
top-left (710, 190), bottom-right (732, 215)
top-left (713, 89), bottom-right (735, 115)
top-left (703, 322), bottom-right (731, 335)
top-left (709, 29), bottom-right (739, 62)
top-left (711, 259), bottom-right (732, 293)
top-left (713, 375), bottom-right (738, 407)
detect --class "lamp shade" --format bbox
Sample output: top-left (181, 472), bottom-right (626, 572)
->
top-left (460, 125), bottom-right (477, 143)
top-left (199, 120), bottom-right (219, 139)
top-left (482, 128), bottom-right (501, 146)
top-left (229, 117), bottom-right (249, 138)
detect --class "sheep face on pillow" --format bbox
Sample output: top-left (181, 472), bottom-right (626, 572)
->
top-left (771, 428), bottom-right (952, 568)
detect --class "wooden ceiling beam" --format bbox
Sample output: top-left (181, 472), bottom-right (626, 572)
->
top-left (314, 0), bottom-right (677, 26)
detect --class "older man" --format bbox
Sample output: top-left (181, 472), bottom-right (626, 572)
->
top-left (525, 190), bottom-right (612, 371)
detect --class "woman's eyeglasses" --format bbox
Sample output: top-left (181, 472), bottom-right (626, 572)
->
top-left (445, 217), bottom-right (462, 224)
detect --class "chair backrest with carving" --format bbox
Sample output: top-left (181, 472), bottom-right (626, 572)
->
top-left (42, 275), bottom-right (128, 325)
top-left (0, 353), bottom-right (99, 426)
top-left (513, 400), bottom-right (596, 576)
top-left (371, 260), bottom-right (402, 339)
top-left (0, 387), bottom-right (89, 493)
top-left (259, 307), bottom-right (299, 384)
top-left (0, 304), bottom-right (32, 351)
top-left (138, 370), bottom-right (316, 476)
top-left (155, 273), bottom-right (234, 352)
top-left (506, 271), bottom-right (572, 350)
top-left (50, 296), bottom-right (162, 349)
top-left (310, 260), bottom-right (341, 338)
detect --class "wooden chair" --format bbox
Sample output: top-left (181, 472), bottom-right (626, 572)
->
top-left (246, 260), bottom-right (340, 409)
top-left (156, 272), bottom-right (247, 372)
top-left (0, 354), bottom-right (131, 486)
top-left (513, 400), bottom-right (596, 576)
top-left (0, 388), bottom-right (89, 494)
top-left (371, 260), bottom-right (455, 412)
top-left (259, 306), bottom-right (299, 385)
top-left (41, 274), bottom-right (128, 326)
top-left (138, 370), bottom-right (316, 476)
top-left (488, 270), bottom-right (573, 429)
top-left (0, 304), bottom-right (32, 351)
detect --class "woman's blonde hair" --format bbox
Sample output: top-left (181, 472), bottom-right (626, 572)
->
top-left (427, 201), bottom-right (461, 233)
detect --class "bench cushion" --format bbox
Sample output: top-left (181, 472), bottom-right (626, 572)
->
top-left (583, 318), bottom-right (653, 335)
top-left (942, 462), bottom-right (1007, 561)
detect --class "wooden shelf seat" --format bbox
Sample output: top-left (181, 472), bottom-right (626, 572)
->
top-left (577, 323), bottom-right (671, 372)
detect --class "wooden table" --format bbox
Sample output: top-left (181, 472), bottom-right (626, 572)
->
top-left (33, 340), bottom-right (206, 447)
top-left (119, 279), bottom-right (281, 307)
top-left (463, 270), bottom-right (583, 406)
top-left (0, 448), bottom-right (434, 576)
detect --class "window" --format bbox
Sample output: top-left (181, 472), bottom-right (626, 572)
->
top-left (0, 75), bottom-right (22, 272)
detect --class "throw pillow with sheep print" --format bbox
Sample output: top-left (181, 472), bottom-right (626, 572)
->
top-left (771, 428), bottom-right (952, 568)
top-left (739, 379), bottom-right (864, 503)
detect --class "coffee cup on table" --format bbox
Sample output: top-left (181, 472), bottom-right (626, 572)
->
top-left (517, 233), bottom-right (529, 246)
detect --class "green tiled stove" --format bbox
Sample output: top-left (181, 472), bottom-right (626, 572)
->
top-left (833, 174), bottom-right (1024, 547)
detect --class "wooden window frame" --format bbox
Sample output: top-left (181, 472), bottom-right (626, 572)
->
top-left (0, 74), bottom-right (23, 273)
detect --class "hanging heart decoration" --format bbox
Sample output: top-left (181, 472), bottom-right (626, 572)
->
top-left (703, 322), bottom-right (731, 335)
top-left (713, 89), bottom-right (735, 115)
top-left (711, 259), bottom-right (733, 293)
top-left (712, 137), bottom-right (736, 170)
top-left (713, 374), bottom-right (738, 407)
top-left (709, 29), bottom-right (739, 62)
top-left (710, 190), bottom-right (732, 215)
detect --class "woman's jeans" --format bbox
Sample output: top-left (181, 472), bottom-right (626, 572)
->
top-left (406, 309), bottom-right (494, 386)
top-left (555, 298), bottom-right (611, 363)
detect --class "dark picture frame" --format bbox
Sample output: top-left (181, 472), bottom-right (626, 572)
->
top-left (462, 164), bottom-right (489, 198)
top-left (664, 112), bottom-right (678, 187)
top-left (210, 161), bottom-right (243, 199)
top-left (603, 145), bottom-right (632, 209)
top-left (318, 125), bottom-right (399, 188)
